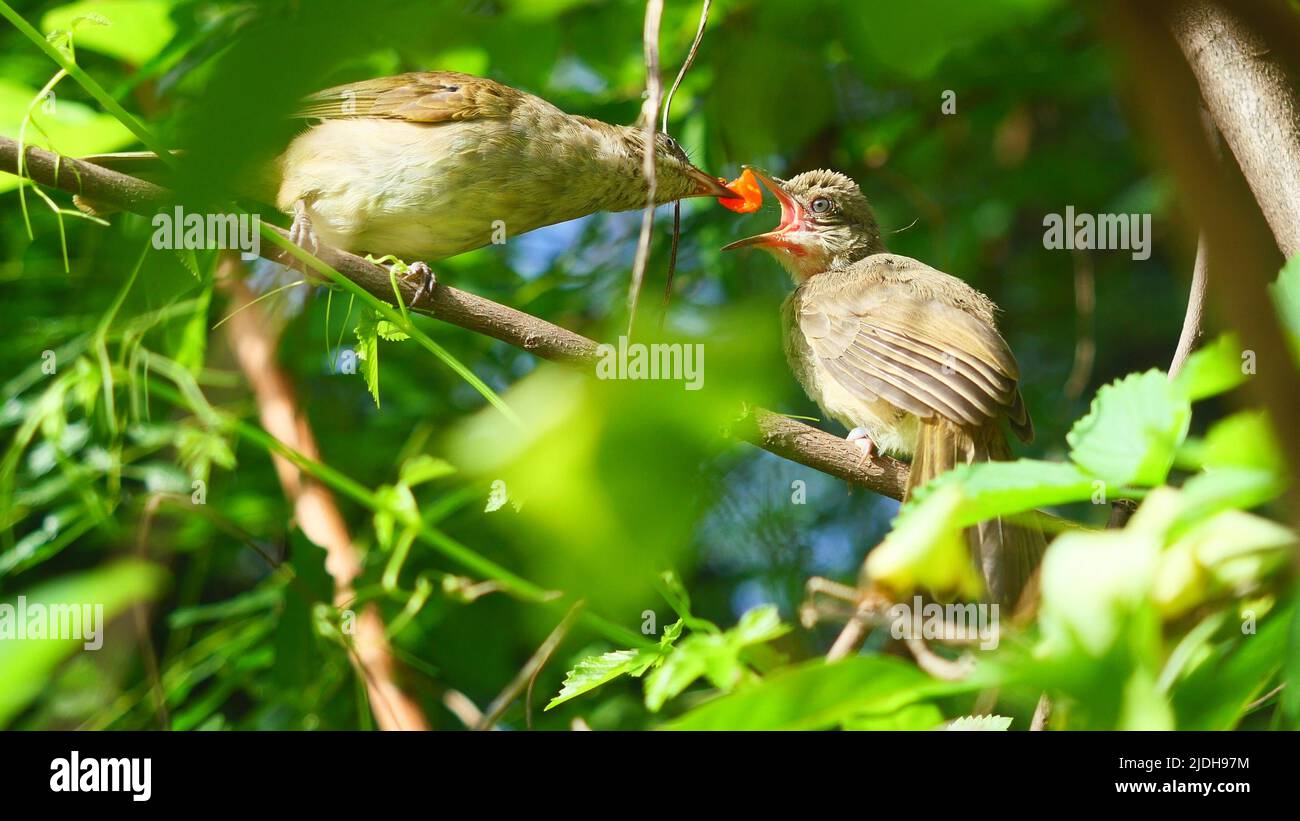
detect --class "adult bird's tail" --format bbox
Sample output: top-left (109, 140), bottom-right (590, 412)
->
top-left (905, 418), bottom-right (1046, 608)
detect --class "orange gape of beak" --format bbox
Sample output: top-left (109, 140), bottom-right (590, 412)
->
top-left (717, 169), bottom-right (764, 213)
top-left (719, 169), bottom-right (807, 253)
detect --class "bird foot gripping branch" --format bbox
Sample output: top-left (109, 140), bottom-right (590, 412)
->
top-left (846, 426), bottom-right (876, 468)
top-left (363, 254), bottom-right (438, 309)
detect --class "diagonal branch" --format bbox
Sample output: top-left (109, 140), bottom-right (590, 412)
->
top-left (0, 136), bottom-right (913, 501)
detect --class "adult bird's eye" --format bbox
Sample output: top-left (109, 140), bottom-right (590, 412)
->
top-left (810, 196), bottom-right (832, 214)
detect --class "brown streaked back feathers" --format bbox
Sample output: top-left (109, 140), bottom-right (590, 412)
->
top-left (296, 72), bottom-right (523, 123)
top-left (794, 253), bottom-right (1034, 444)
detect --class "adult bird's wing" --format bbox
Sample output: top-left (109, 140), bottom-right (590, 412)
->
top-left (297, 72), bottom-right (521, 123)
top-left (797, 257), bottom-right (1033, 442)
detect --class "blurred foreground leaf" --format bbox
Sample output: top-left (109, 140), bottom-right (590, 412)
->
top-left (0, 560), bottom-right (167, 726)
top-left (664, 655), bottom-right (971, 731)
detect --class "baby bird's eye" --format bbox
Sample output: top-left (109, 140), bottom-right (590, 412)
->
top-left (810, 196), bottom-right (833, 214)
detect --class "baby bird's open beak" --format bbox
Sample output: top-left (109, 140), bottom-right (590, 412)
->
top-left (685, 166), bottom-right (743, 199)
top-left (720, 169), bottom-right (805, 251)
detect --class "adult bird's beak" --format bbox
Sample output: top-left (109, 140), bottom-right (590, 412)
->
top-left (720, 168), bottom-right (804, 251)
top-left (685, 167), bottom-right (742, 199)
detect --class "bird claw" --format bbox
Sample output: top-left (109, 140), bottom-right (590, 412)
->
top-left (288, 200), bottom-right (319, 276)
top-left (400, 261), bottom-right (437, 307)
top-left (846, 427), bottom-right (876, 469)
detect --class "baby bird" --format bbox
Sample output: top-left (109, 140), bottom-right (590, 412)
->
top-left (724, 168), bottom-right (1044, 606)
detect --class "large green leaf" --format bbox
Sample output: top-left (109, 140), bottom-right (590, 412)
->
top-left (903, 458), bottom-right (1105, 526)
top-left (663, 655), bottom-right (971, 731)
top-left (843, 702), bottom-right (945, 731)
top-left (865, 484), bottom-right (983, 599)
top-left (1067, 370), bottom-right (1191, 486)
top-left (0, 560), bottom-right (167, 726)
top-left (1171, 334), bottom-right (1248, 401)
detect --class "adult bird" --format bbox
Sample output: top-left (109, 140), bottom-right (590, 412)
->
top-left (723, 168), bottom-right (1044, 606)
top-left (82, 71), bottom-right (735, 301)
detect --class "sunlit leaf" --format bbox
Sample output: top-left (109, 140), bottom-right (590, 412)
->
top-left (1067, 370), bottom-right (1191, 486)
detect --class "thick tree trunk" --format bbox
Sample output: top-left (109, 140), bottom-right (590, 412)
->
top-left (1170, 1), bottom-right (1300, 258)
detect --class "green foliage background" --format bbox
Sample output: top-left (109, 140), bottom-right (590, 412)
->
top-left (0, 0), bottom-right (1295, 730)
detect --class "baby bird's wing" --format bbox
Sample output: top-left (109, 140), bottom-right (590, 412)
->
top-left (297, 72), bottom-right (520, 123)
top-left (797, 258), bottom-right (1032, 441)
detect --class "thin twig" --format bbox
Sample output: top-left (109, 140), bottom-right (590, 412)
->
top-left (443, 689), bottom-right (485, 729)
top-left (1031, 692), bottom-right (1052, 730)
top-left (1169, 233), bottom-right (1209, 379)
top-left (475, 600), bottom-right (585, 730)
top-left (661, 0), bottom-right (712, 133)
top-left (659, 202), bottom-right (681, 330)
top-left (1063, 249), bottom-right (1096, 400)
top-left (903, 636), bottom-right (973, 681)
top-left (659, 0), bottom-right (713, 329)
top-left (131, 494), bottom-right (170, 729)
top-left (626, 0), bottom-right (665, 337)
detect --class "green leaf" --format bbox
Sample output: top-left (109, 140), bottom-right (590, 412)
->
top-left (1283, 590), bottom-right (1300, 727)
top-left (1172, 334), bottom-right (1249, 401)
top-left (1067, 370), bottom-right (1191, 486)
top-left (0, 560), bottom-right (167, 726)
top-left (732, 604), bottom-right (789, 646)
top-left (865, 484), bottom-right (984, 600)
top-left (1272, 256), bottom-right (1300, 360)
top-left (1170, 601), bottom-right (1291, 730)
top-left (946, 714), bottom-right (1013, 731)
top-left (372, 483), bottom-right (418, 552)
top-left (1039, 527), bottom-right (1160, 659)
top-left (843, 702), bottom-right (946, 731)
top-left (643, 605), bottom-right (791, 712)
top-left (644, 635), bottom-right (725, 712)
top-left (664, 655), bottom-right (972, 731)
top-left (546, 620), bottom-right (684, 711)
top-left (546, 648), bottom-right (660, 711)
top-left (1154, 505), bottom-right (1294, 619)
top-left (1180, 411), bottom-right (1284, 476)
top-left (904, 458), bottom-right (1104, 526)
top-left (398, 455), bottom-right (455, 486)
top-left (376, 320), bottom-right (409, 342)
top-left (353, 308), bottom-right (381, 408)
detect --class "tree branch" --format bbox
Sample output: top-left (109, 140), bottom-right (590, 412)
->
top-left (0, 136), bottom-right (912, 501)
top-left (1170, 1), bottom-right (1300, 259)
top-left (1101, 1), bottom-right (1300, 522)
